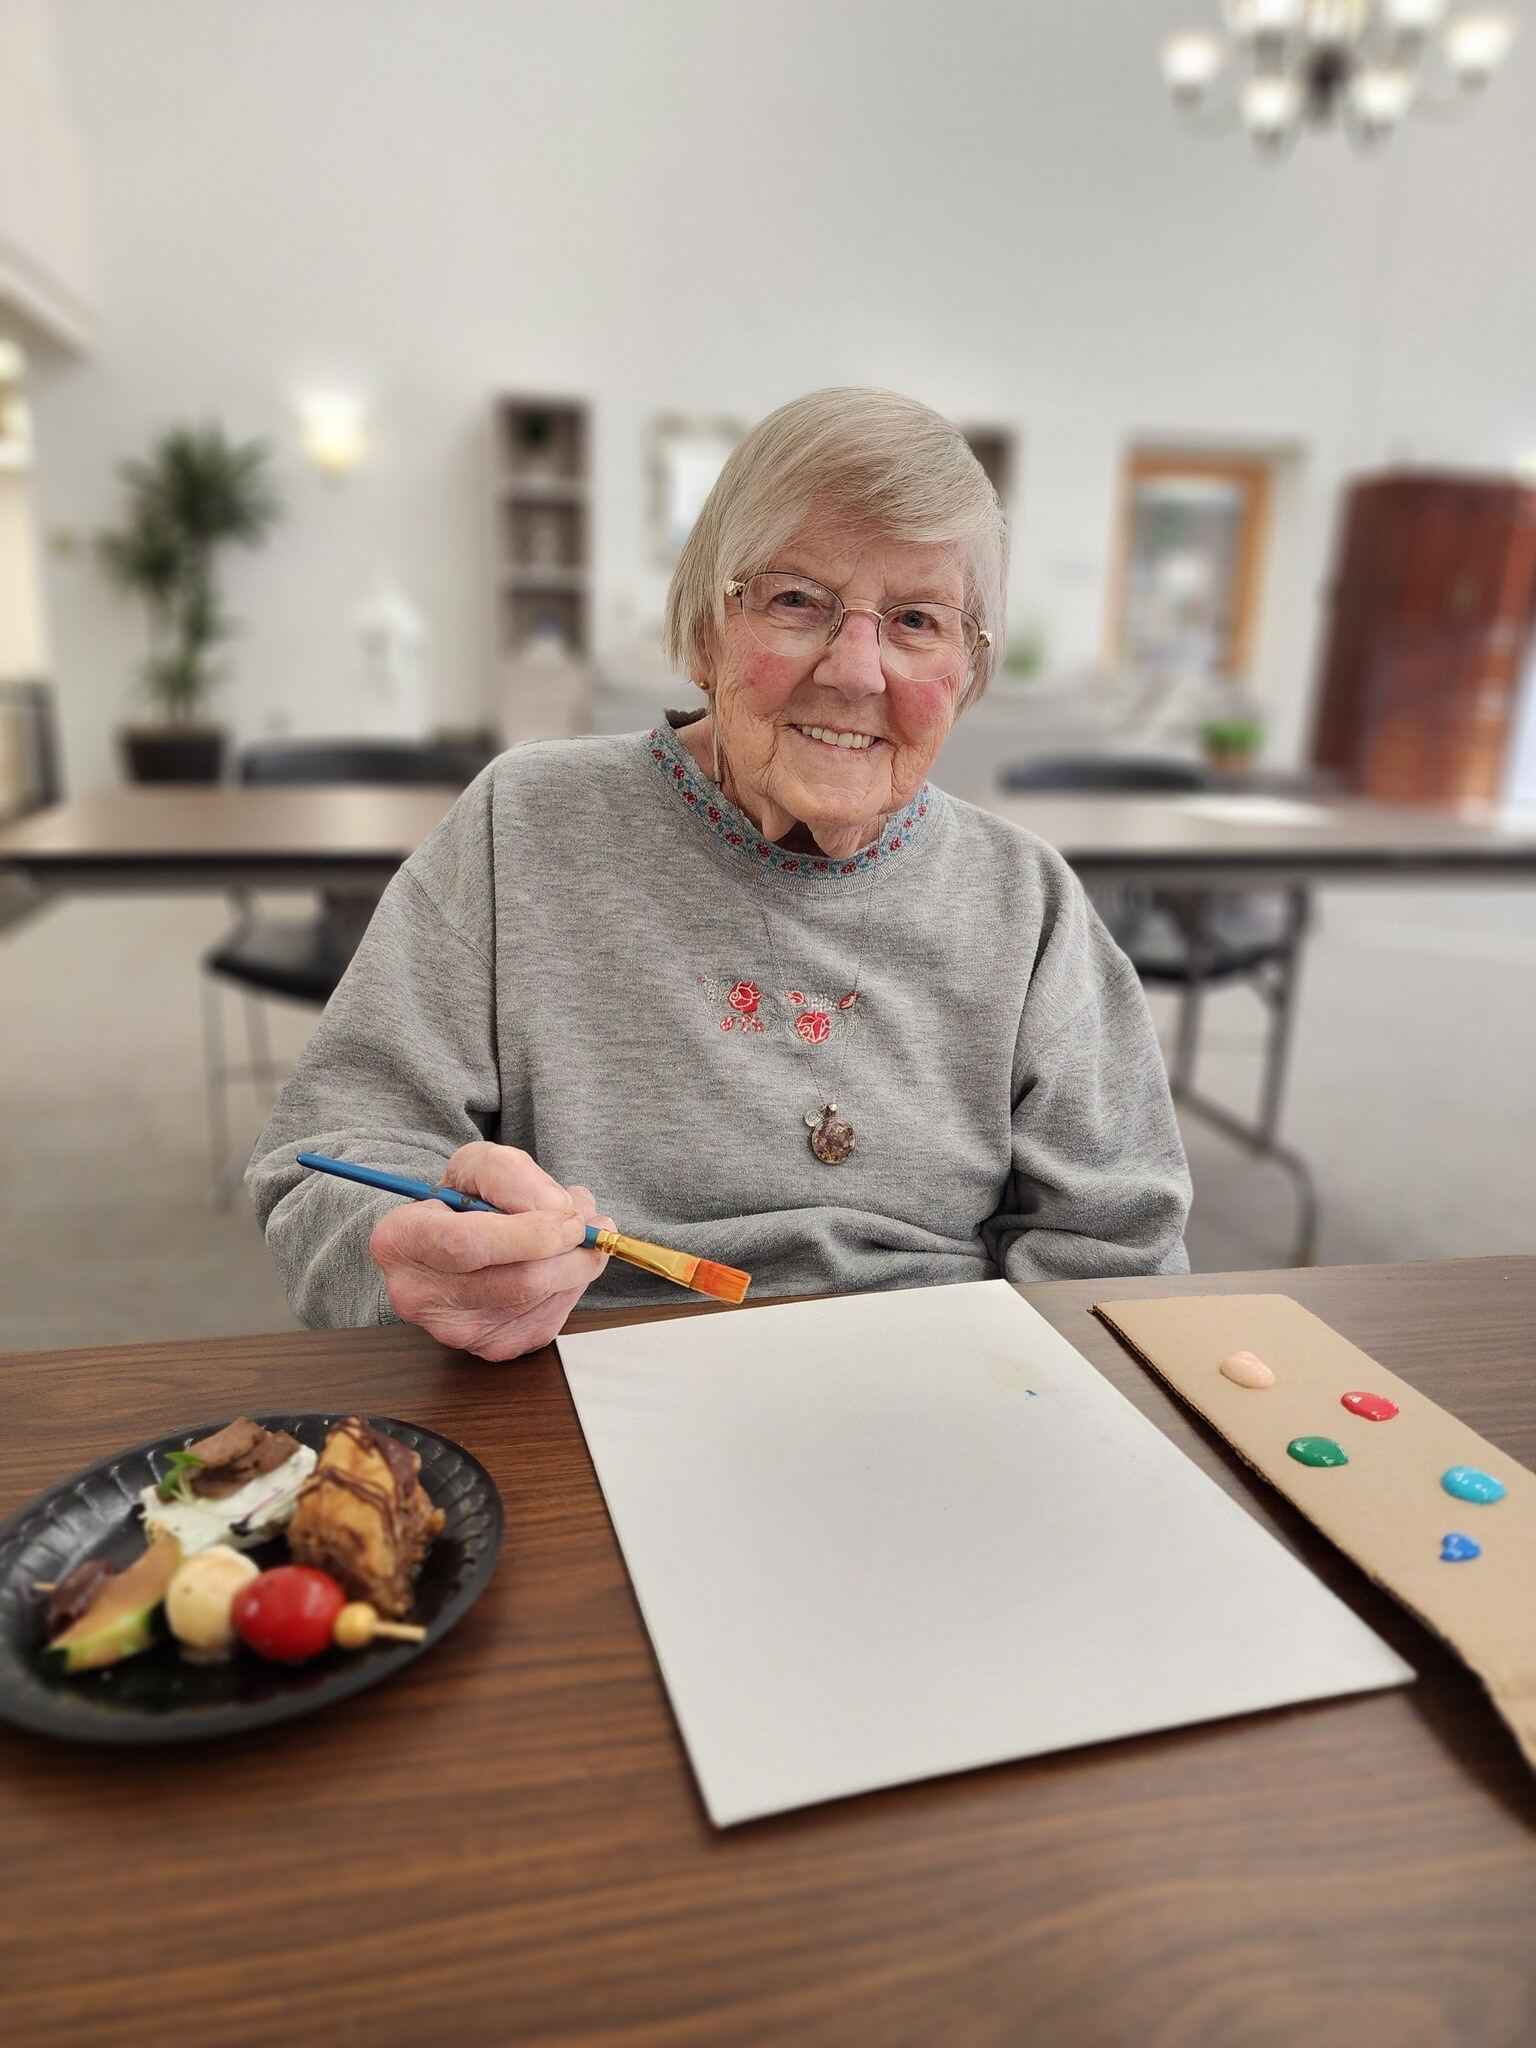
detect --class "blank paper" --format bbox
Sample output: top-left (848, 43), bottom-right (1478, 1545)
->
top-left (558, 1281), bottom-right (1413, 1826)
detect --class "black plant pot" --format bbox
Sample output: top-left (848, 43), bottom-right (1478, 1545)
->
top-left (119, 725), bottom-right (228, 783)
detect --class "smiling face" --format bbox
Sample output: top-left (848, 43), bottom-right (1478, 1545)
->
top-left (692, 530), bottom-right (973, 859)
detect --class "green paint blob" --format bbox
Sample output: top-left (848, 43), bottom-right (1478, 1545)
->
top-left (1287, 1435), bottom-right (1350, 1469)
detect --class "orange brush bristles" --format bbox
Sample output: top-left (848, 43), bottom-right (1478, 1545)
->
top-left (689, 1259), bottom-right (751, 1305)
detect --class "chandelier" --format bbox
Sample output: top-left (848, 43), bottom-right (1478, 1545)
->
top-left (1161, 2), bottom-right (1518, 153)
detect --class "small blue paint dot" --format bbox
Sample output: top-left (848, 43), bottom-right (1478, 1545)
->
top-left (1440, 1533), bottom-right (1482, 1563)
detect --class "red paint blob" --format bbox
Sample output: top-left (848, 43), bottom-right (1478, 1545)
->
top-left (1341, 1390), bottom-right (1399, 1422)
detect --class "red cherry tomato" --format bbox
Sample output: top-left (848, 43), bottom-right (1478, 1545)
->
top-left (232, 1565), bottom-right (346, 1663)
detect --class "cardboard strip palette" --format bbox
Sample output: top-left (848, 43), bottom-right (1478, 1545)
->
top-left (1093, 1292), bottom-right (1536, 1775)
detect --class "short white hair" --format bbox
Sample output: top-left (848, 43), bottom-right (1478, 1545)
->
top-left (665, 387), bottom-right (1008, 709)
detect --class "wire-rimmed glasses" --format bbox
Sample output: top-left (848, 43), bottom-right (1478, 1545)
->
top-left (724, 571), bottom-right (990, 684)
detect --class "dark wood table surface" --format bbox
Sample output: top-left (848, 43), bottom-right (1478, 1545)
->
top-left (4, 781), bottom-right (1535, 894)
top-left (0, 783), bottom-right (456, 891)
top-left (3, 1257), bottom-right (1534, 2046)
top-left (985, 789), bottom-right (1536, 886)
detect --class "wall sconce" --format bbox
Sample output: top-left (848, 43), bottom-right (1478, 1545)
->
top-left (298, 393), bottom-right (368, 479)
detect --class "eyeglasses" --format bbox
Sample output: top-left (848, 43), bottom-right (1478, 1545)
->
top-left (724, 571), bottom-right (990, 685)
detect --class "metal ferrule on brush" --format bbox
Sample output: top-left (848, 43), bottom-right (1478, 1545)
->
top-left (588, 1227), bottom-right (700, 1290)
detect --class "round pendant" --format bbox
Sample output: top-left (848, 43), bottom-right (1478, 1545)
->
top-left (809, 1111), bottom-right (856, 1164)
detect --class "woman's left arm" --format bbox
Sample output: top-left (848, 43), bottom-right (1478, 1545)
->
top-left (981, 867), bottom-right (1192, 1283)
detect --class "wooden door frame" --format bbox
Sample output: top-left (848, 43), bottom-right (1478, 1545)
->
top-left (1105, 448), bottom-right (1275, 681)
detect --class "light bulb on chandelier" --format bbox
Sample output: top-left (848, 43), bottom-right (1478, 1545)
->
top-left (1160, 1), bottom-right (1517, 153)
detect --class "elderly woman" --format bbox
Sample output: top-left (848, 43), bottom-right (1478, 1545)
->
top-left (249, 388), bottom-right (1191, 1358)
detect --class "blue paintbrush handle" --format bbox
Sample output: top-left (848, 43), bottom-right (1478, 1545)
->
top-left (296, 1150), bottom-right (603, 1244)
top-left (296, 1151), bottom-right (500, 1213)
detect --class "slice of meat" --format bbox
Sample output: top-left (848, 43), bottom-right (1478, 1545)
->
top-left (186, 1417), bottom-right (267, 1469)
top-left (186, 1418), bottom-right (303, 1499)
top-left (45, 1558), bottom-right (120, 1639)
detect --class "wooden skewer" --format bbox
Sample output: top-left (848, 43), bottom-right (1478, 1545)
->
top-left (333, 1601), bottom-right (427, 1651)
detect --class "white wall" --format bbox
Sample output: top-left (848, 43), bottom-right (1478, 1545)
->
top-left (26, 0), bottom-right (1536, 790)
top-left (0, 469), bottom-right (49, 676)
top-left (0, 0), bottom-right (95, 350)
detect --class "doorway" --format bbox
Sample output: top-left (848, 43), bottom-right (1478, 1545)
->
top-left (0, 335), bottom-right (55, 820)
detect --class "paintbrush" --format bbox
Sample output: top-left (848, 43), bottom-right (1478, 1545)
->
top-left (295, 1152), bottom-right (750, 1304)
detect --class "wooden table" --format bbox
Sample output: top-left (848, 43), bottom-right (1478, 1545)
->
top-left (3, 1258), bottom-right (1533, 2046)
top-left (2, 780), bottom-right (1535, 894)
top-left (988, 788), bottom-right (1536, 889)
top-left (0, 783), bottom-right (455, 892)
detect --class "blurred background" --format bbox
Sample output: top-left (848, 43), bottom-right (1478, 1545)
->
top-left (2, 0), bottom-right (1533, 1347)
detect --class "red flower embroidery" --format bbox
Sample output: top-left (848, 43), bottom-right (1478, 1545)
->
top-left (684, 789), bottom-right (698, 804)
top-left (757, 844), bottom-right (771, 858)
top-left (782, 860), bottom-right (799, 873)
top-left (919, 803), bottom-right (928, 817)
top-left (725, 831), bottom-right (743, 846)
top-left (719, 1017), bottom-right (734, 1031)
top-left (673, 765), bottom-right (684, 780)
top-left (838, 992), bottom-right (858, 1010)
top-left (841, 863), bottom-right (857, 874)
top-left (786, 990), bottom-right (805, 1006)
top-left (813, 860), bottom-right (828, 872)
top-left (707, 805), bottom-right (721, 824)
top-left (651, 748), bottom-right (665, 761)
top-left (727, 980), bottom-right (760, 1014)
top-left (795, 1011), bottom-right (831, 1045)
top-left (889, 836), bottom-right (902, 850)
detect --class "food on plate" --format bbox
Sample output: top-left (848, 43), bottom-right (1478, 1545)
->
top-left (333, 1601), bottom-right (427, 1650)
top-left (231, 1565), bottom-right (347, 1664)
top-left (45, 1536), bottom-right (182, 1673)
top-left (165, 1417), bottom-right (303, 1497)
top-left (34, 1415), bottom-right (453, 1698)
top-left (164, 1545), bottom-right (260, 1660)
top-left (43, 1558), bottom-right (121, 1637)
top-left (230, 1569), bottom-right (429, 1663)
top-left (285, 1417), bottom-right (444, 1618)
top-left (139, 1417), bottom-right (317, 1556)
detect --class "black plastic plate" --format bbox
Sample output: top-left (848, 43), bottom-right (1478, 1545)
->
top-left (0, 1414), bottom-right (503, 1743)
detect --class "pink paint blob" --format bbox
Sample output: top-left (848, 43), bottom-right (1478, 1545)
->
top-left (1341, 1390), bottom-right (1399, 1422)
top-left (1219, 1350), bottom-right (1275, 1390)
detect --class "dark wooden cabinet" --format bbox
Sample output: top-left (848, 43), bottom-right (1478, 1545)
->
top-left (1310, 472), bottom-right (1536, 803)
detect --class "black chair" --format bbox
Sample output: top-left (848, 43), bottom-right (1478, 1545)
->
top-left (202, 737), bottom-right (495, 1203)
top-left (237, 738), bottom-right (494, 788)
top-left (999, 754), bottom-right (1316, 1264)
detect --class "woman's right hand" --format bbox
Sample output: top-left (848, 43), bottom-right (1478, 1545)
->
top-left (367, 1141), bottom-right (613, 1362)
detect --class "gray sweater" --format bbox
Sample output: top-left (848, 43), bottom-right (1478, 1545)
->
top-left (248, 716), bottom-right (1191, 1323)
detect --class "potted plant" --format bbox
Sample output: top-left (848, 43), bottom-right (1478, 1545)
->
top-left (98, 423), bottom-right (281, 781)
top-left (1199, 715), bottom-right (1264, 779)
top-left (1001, 618), bottom-right (1047, 686)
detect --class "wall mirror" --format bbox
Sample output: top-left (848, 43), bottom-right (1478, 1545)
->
top-left (649, 413), bottom-right (744, 563)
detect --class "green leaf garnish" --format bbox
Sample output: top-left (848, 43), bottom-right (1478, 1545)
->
top-left (157, 1450), bottom-right (205, 1503)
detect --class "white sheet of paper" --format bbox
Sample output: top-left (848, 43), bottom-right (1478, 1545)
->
top-left (1174, 795), bottom-right (1335, 827)
top-left (558, 1282), bottom-right (1413, 1826)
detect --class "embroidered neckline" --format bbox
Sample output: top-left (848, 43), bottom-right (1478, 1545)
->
top-left (643, 719), bottom-right (935, 880)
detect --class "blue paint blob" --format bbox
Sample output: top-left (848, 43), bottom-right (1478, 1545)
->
top-left (1441, 1465), bottom-right (1507, 1505)
top-left (1440, 1533), bottom-right (1482, 1563)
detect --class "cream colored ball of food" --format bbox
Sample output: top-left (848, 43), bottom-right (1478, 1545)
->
top-left (165, 1544), bottom-right (260, 1655)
